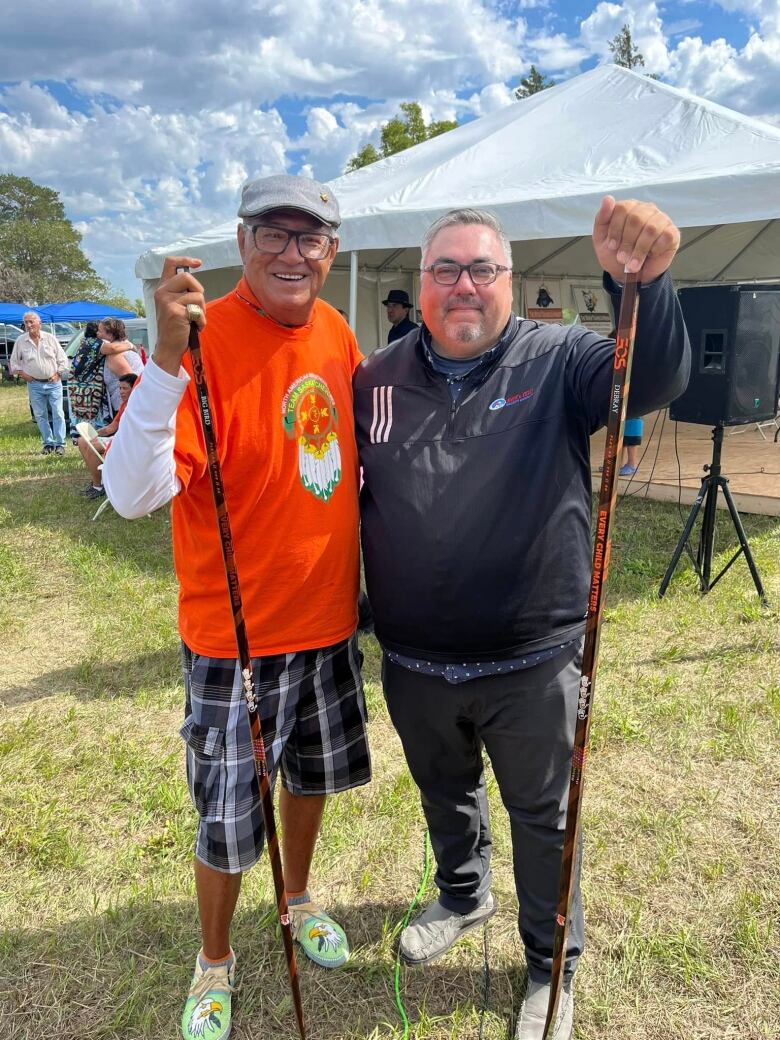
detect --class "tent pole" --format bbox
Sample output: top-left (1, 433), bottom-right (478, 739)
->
top-left (349, 251), bottom-right (359, 331)
top-left (376, 278), bottom-right (383, 349)
top-left (143, 280), bottom-right (160, 352)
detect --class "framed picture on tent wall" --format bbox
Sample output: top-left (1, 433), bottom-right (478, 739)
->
top-left (570, 283), bottom-right (614, 336)
top-left (523, 278), bottom-right (563, 323)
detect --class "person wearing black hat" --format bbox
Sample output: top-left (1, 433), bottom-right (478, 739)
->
top-left (103, 174), bottom-right (371, 1040)
top-left (383, 288), bottom-right (418, 344)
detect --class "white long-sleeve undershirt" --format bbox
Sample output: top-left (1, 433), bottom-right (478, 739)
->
top-left (102, 358), bottom-right (187, 518)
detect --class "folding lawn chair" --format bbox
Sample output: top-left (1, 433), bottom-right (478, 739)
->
top-left (75, 421), bottom-right (111, 520)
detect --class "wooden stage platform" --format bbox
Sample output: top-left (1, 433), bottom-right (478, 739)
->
top-left (590, 412), bottom-right (780, 516)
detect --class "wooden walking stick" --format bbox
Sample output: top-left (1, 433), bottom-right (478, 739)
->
top-left (180, 283), bottom-right (306, 1040)
top-left (543, 270), bottom-right (640, 1039)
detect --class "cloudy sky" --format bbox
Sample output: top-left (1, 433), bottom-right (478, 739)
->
top-left (1, 0), bottom-right (778, 300)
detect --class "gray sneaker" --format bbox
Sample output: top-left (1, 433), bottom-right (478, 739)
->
top-left (515, 978), bottom-right (573, 1040)
top-left (399, 892), bottom-right (496, 966)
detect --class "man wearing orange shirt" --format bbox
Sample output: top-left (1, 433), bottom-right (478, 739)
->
top-left (103, 175), bottom-right (370, 1040)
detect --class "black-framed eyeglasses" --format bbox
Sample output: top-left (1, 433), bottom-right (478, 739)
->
top-left (422, 261), bottom-right (511, 286)
top-left (243, 223), bottom-right (334, 260)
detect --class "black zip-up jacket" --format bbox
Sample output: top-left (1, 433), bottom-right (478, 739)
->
top-left (388, 316), bottom-right (419, 344)
top-left (354, 272), bottom-right (690, 662)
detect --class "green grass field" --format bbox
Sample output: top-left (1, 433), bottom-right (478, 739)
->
top-left (1, 381), bottom-right (778, 1039)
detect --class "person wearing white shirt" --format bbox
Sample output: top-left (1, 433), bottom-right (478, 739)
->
top-left (9, 312), bottom-right (70, 455)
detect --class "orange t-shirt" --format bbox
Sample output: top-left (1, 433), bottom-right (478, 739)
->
top-left (172, 278), bottom-right (362, 657)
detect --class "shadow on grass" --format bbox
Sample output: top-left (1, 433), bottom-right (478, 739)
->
top-left (0, 898), bottom-right (523, 1040)
top-left (2, 647), bottom-right (182, 708)
top-left (635, 640), bottom-right (779, 668)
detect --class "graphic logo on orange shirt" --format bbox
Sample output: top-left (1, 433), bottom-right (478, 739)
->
top-left (282, 374), bottom-right (342, 502)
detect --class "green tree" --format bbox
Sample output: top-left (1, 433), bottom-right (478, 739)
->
top-left (609, 24), bottom-right (645, 69)
top-left (346, 102), bottom-right (458, 171)
top-left (133, 297), bottom-right (146, 318)
top-left (345, 143), bottom-right (381, 173)
top-left (0, 174), bottom-right (65, 223)
top-left (514, 66), bottom-right (555, 99)
top-left (98, 288), bottom-right (136, 312)
top-left (0, 173), bottom-right (108, 303)
top-left (0, 262), bottom-right (36, 302)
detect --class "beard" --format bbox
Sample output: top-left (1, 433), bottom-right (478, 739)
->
top-left (443, 296), bottom-right (485, 343)
top-left (445, 311), bottom-right (486, 343)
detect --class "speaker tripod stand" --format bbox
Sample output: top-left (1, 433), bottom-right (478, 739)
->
top-left (659, 424), bottom-right (767, 603)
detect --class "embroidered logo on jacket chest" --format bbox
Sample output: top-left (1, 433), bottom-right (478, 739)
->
top-left (282, 374), bottom-right (341, 502)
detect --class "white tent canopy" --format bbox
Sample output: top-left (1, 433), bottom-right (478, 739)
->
top-left (136, 65), bottom-right (780, 350)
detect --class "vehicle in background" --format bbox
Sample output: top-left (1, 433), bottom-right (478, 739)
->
top-left (0, 324), bottom-right (24, 379)
top-left (45, 321), bottom-right (78, 350)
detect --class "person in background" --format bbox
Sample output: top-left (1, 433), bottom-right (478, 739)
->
top-left (620, 417), bottom-right (644, 476)
top-left (75, 373), bottom-right (138, 500)
top-left (69, 321), bottom-right (112, 437)
top-left (383, 289), bottom-right (418, 344)
top-left (98, 318), bottom-right (144, 413)
top-left (9, 312), bottom-right (70, 455)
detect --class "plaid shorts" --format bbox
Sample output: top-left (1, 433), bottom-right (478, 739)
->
top-left (180, 635), bottom-right (371, 873)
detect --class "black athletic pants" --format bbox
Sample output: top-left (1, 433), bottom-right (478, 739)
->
top-left (382, 640), bottom-right (584, 982)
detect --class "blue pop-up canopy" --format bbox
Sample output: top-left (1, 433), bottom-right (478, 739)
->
top-left (37, 301), bottom-right (136, 321)
top-left (0, 303), bottom-right (39, 323)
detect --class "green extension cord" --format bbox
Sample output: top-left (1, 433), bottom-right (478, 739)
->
top-left (393, 831), bottom-right (494, 1039)
top-left (394, 831), bottom-right (434, 1037)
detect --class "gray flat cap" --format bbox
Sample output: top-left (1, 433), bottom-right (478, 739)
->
top-left (238, 174), bottom-right (341, 228)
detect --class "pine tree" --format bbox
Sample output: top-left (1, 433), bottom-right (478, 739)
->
top-left (609, 24), bottom-right (645, 69)
top-left (346, 103), bottom-right (458, 171)
top-left (514, 66), bottom-right (555, 99)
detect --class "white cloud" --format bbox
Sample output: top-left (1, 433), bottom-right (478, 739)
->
top-left (306, 108), bottom-right (340, 141)
top-left (530, 32), bottom-right (590, 71)
top-left (664, 19), bottom-right (703, 37)
top-left (1, 0), bottom-right (527, 110)
top-left (669, 29), bottom-right (780, 117)
top-left (0, 86), bottom-right (293, 294)
top-left (715, 0), bottom-right (780, 36)
top-left (470, 82), bottom-right (518, 114)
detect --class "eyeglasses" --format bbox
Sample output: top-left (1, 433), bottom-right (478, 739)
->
top-left (422, 261), bottom-right (511, 286)
top-left (243, 223), bottom-right (334, 260)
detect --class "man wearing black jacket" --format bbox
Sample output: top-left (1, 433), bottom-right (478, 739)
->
top-left (354, 197), bottom-right (689, 1040)
top-left (383, 288), bottom-right (419, 343)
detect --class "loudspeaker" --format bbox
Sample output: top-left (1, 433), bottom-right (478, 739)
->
top-left (670, 284), bottom-right (780, 426)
